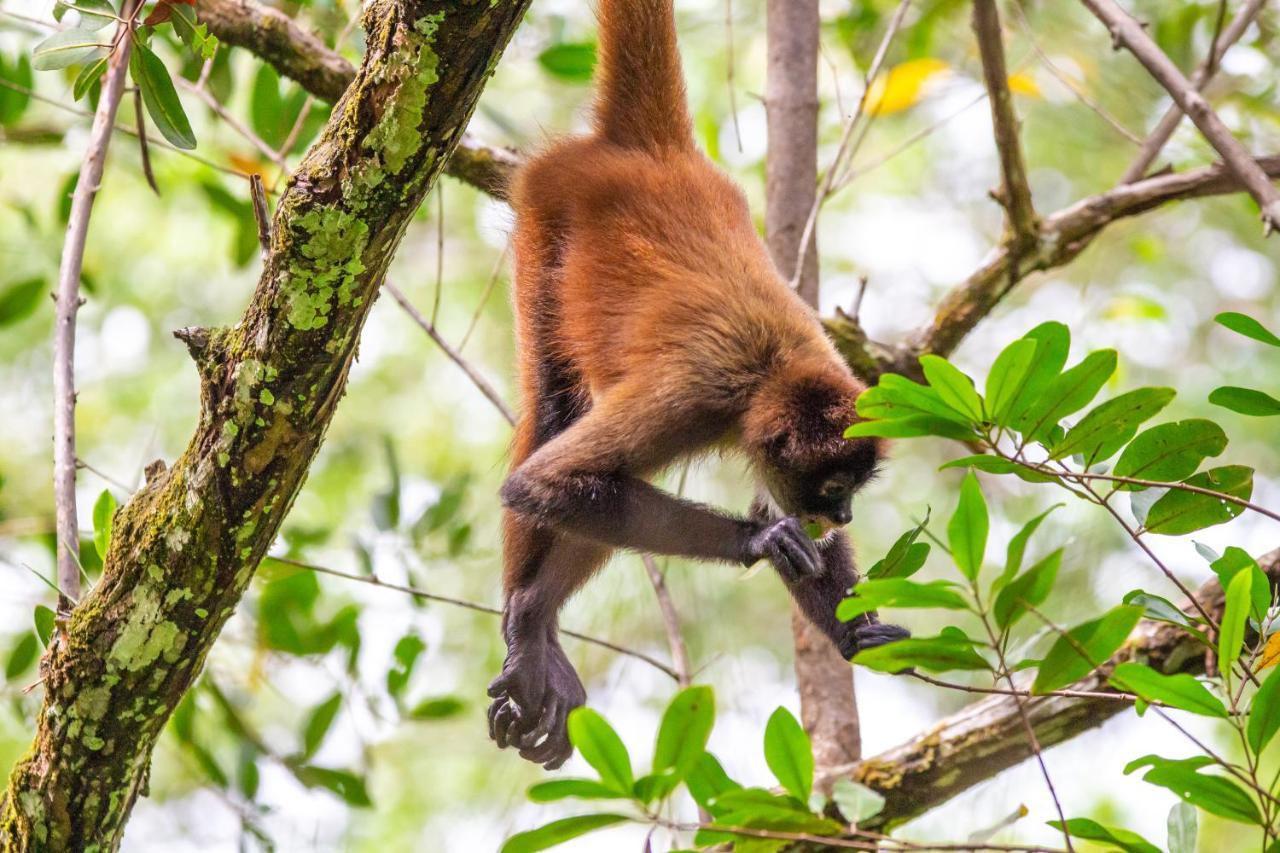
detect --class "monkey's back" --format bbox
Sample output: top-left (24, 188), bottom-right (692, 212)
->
top-left (510, 138), bottom-right (836, 416)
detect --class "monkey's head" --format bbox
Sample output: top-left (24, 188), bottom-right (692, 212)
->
top-left (743, 367), bottom-right (884, 534)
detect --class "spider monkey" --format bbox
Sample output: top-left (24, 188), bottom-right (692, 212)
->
top-left (488, 0), bottom-right (910, 769)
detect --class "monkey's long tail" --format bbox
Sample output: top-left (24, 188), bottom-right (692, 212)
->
top-left (594, 0), bottom-right (694, 152)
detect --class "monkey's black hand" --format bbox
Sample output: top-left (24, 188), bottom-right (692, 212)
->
top-left (487, 636), bottom-right (585, 770)
top-left (837, 615), bottom-right (911, 661)
top-left (742, 516), bottom-right (821, 583)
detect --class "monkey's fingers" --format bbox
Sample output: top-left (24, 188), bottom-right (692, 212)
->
top-left (775, 533), bottom-right (819, 579)
top-left (491, 698), bottom-right (524, 748)
top-left (855, 622), bottom-right (910, 651)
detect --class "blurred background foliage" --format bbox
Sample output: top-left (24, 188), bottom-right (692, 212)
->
top-left (1, 0), bottom-right (1278, 849)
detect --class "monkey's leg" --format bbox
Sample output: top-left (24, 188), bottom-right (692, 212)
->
top-left (490, 518), bottom-right (609, 769)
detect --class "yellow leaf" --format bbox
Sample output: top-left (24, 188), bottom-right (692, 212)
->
top-left (1007, 72), bottom-right (1041, 98)
top-left (865, 58), bottom-right (950, 116)
top-left (1260, 631), bottom-right (1280, 671)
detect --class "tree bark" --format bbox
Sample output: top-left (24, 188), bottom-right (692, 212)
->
top-left (0, 1), bottom-right (529, 848)
top-left (198, 0), bottom-right (521, 199)
top-left (764, 0), bottom-right (863, 770)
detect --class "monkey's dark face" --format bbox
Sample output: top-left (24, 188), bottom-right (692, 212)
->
top-left (759, 443), bottom-right (881, 533)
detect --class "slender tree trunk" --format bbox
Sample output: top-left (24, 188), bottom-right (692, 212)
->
top-left (764, 0), bottom-right (863, 769)
top-left (0, 2), bottom-right (530, 848)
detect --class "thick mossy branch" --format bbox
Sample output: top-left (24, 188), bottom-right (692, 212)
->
top-left (810, 548), bottom-right (1280, 837)
top-left (198, 0), bottom-right (521, 199)
top-left (0, 1), bottom-right (530, 849)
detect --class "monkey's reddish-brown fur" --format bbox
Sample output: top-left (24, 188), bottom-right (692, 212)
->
top-left (502, 0), bottom-right (881, 593)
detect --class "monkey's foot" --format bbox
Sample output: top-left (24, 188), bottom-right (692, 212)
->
top-left (838, 619), bottom-right (910, 661)
top-left (487, 638), bottom-right (586, 770)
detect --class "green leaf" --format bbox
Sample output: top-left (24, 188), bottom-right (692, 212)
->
top-left (567, 708), bottom-right (633, 793)
top-left (1001, 322), bottom-right (1071, 427)
top-left (919, 354), bottom-right (984, 422)
top-left (1032, 605), bottom-right (1144, 694)
top-left (1167, 801), bottom-right (1197, 853)
top-left (1246, 666), bottom-right (1280, 754)
top-left (1144, 466), bottom-right (1253, 535)
top-left (1208, 548), bottom-right (1271, 623)
top-left (985, 338), bottom-right (1039, 425)
top-left (1049, 388), bottom-right (1175, 463)
top-left (831, 778), bottom-right (885, 824)
top-left (32, 28), bottom-right (106, 71)
top-left (0, 277), bottom-right (47, 328)
top-left (91, 489), bottom-right (116, 561)
top-left (866, 515), bottom-right (931, 580)
top-left (856, 374), bottom-right (974, 424)
top-left (301, 692), bottom-right (342, 760)
top-left (1109, 663), bottom-right (1227, 718)
top-left (536, 42), bottom-right (597, 82)
top-left (992, 549), bottom-right (1061, 630)
top-left (947, 472), bottom-right (987, 581)
top-left (853, 632), bottom-right (989, 674)
top-left (1048, 817), bottom-right (1160, 853)
top-left (997, 504), bottom-right (1063, 591)
top-left (292, 765), bottom-right (372, 807)
top-left (407, 696), bottom-right (466, 720)
top-left (651, 685), bottom-right (714, 791)
top-left (130, 43), bottom-right (196, 149)
top-left (72, 55), bottom-right (108, 101)
top-left (685, 752), bottom-right (741, 815)
top-left (1014, 349), bottom-right (1117, 442)
top-left (65, 0), bottom-right (115, 31)
top-left (0, 53), bottom-right (34, 125)
top-left (5, 633), bottom-right (38, 680)
top-left (763, 707), bottom-right (813, 803)
top-left (939, 456), bottom-right (1055, 483)
top-left (527, 779), bottom-right (630, 803)
top-left (1215, 311), bottom-right (1280, 347)
top-left (1140, 765), bottom-right (1261, 825)
top-left (34, 605), bottom-right (56, 647)
top-left (501, 814), bottom-right (628, 853)
top-left (1218, 569), bottom-right (1252, 674)
top-left (1208, 386), bottom-right (1280, 417)
top-left (1122, 590), bottom-right (1200, 633)
top-left (386, 633), bottom-right (426, 699)
top-left (844, 415), bottom-right (975, 441)
top-left (1114, 420), bottom-right (1229, 486)
top-left (836, 578), bottom-right (969, 621)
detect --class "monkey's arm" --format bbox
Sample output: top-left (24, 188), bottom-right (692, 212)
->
top-left (501, 388), bottom-right (819, 575)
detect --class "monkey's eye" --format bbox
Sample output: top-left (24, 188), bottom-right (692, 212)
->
top-left (818, 480), bottom-right (848, 500)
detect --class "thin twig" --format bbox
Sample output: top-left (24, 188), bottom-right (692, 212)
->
top-left (383, 282), bottom-right (515, 425)
top-left (1081, 0), bottom-right (1280, 232)
top-left (724, 0), bottom-right (743, 152)
top-left (909, 671), bottom-right (1145, 704)
top-left (641, 555), bottom-right (692, 687)
top-left (972, 0), bottom-right (1038, 244)
top-left (430, 186), bottom-right (444, 328)
top-left (75, 458), bottom-right (133, 493)
top-left (0, 78), bottom-right (258, 181)
top-left (268, 555), bottom-right (679, 680)
top-left (178, 77), bottom-right (289, 172)
top-left (1007, 2), bottom-right (1141, 145)
top-left (1119, 0), bottom-right (1268, 183)
top-left (52, 0), bottom-right (139, 615)
top-left (788, 0), bottom-right (913, 289)
top-left (457, 241), bottom-right (509, 354)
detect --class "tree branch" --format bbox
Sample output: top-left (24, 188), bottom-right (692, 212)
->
top-left (765, 0), bottom-right (864, 769)
top-left (1, 2), bottom-right (531, 847)
top-left (198, 0), bottom-right (520, 199)
top-left (52, 2), bottom-right (139, 614)
top-left (1081, 0), bottom-right (1280, 232)
top-left (854, 153), bottom-right (1280, 379)
top-left (1119, 0), bottom-right (1268, 184)
top-left (971, 0), bottom-right (1038, 246)
top-left (815, 547), bottom-right (1280, 832)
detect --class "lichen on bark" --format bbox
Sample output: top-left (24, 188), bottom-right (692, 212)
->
top-left (1, 2), bottom-right (531, 849)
